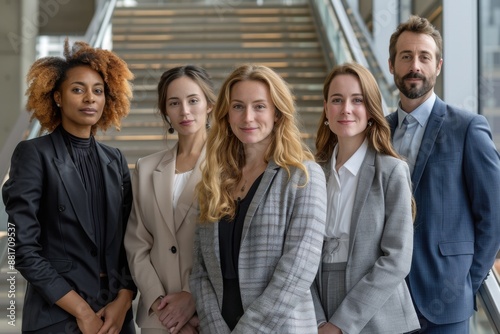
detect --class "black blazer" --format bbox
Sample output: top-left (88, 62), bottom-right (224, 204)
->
top-left (2, 126), bottom-right (135, 331)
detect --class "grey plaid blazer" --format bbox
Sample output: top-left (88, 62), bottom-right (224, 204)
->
top-left (190, 159), bottom-right (327, 334)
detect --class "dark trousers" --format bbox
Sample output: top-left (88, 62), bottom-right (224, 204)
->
top-left (23, 314), bottom-right (136, 334)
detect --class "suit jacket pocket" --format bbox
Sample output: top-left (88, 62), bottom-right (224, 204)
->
top-left (427, 152), bottom-right (460, 164)
top-left (49, 259), bottom-right (73, 273)
top-left (439, 241), bottom-right (474, 256)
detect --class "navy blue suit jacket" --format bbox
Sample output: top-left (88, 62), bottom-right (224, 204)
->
top-left (387, 97), bottom-right (500, 324)
top-left (2, 126), bottom-right (135, 331)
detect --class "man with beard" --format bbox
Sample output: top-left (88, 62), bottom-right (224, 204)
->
top-left (386, 15), bottom-right (500, 334)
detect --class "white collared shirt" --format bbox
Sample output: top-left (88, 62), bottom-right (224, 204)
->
top-left (323, 139), bottom-right (368, 263)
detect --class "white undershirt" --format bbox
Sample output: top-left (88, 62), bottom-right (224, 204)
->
top-left (172, 169), bottom-right (193, 210)
top-left (323, 139), bottom-right (368, 263)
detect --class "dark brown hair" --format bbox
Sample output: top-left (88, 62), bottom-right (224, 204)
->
top-left (389, 15), bottom-right (443, 66)
top-left (157, 65), bottom-right (216, 128)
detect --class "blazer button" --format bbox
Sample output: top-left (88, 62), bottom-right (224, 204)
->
top-left (170, 246), bottom-right (177, 254)
top-left (58, 205), bottom-right (65, 212)
top-left (90, 248), bottom-right (98, 257)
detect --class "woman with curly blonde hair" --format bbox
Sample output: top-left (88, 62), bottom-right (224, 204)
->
top-left (2, 39), bottom-right (136, 333)
top-left (190, 64), bottom-right (327, 333)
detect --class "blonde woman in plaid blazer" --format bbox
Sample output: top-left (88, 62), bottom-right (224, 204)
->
top-left (190, 64), bottom-right (327, 333)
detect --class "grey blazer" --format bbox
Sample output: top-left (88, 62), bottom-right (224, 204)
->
top-left (312, 147), bottom-right (420, 334)
top-left (190, 160), bottom-right (327, 334)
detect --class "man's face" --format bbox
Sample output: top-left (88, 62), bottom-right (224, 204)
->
top-left (389, 31), bottom-right (443, 100)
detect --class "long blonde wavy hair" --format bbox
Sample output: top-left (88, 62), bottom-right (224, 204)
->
top-left (197, 64), bottom-right (313, 222)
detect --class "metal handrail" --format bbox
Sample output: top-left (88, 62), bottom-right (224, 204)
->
top-left (85, 0), bottom-right (118, 48)
top-left (478, 269), bottom-right (500, 332)
top-left (309, 0), bottom-right (392, 113)
top-left (309, 0), bottom-right (354, 69)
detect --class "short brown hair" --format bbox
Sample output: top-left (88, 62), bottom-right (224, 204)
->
top-left (389, 15), bottom-right (443, 66)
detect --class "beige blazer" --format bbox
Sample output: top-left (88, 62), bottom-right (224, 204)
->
top-left (125, 144), bottom-right (204, 329)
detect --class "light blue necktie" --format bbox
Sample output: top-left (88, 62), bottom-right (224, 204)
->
top-left (399, 114), bottom-right (417, 159)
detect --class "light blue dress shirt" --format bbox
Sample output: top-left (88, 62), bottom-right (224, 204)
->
top-left (392, 94), bottom-right (436, 173)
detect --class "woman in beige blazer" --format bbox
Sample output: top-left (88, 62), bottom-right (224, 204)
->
top-left (125, 65), bottom-right (215, 334)
top-left (312, 63), bottom-right (419, 334)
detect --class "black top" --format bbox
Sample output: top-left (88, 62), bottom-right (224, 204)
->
top-left (62, 128), bottom-right (107, 274)
top-left (219, 173), bottom-right (264, 330)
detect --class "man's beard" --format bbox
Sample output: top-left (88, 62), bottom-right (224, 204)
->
top-left (395, 72), bottom-right (434, 99)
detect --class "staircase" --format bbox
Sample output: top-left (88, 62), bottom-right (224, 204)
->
top-left (97, 1), bottom-right (327, 168)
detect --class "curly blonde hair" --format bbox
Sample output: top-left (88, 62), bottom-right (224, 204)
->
top-left (25, 39), bottom-right (133, 134)
top-left (196, 64), bottom-right (313, 222)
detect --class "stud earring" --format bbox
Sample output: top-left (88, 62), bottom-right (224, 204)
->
top-left (324, 120), bottom-right (329, 126)
top-left (57, 103), bottom-right (60, 107)
top-left (367, 120), bottom-right (373, 127)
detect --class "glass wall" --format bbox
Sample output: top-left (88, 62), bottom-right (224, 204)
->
top-left (479, 0), bottom-right (500, 149)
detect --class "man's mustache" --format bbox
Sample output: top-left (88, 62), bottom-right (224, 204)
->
top-left (403, 72), bottom-right (426, 80)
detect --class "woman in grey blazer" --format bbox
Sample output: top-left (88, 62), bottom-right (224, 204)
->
top-left (190, 64), bottom-right (327, 333)
top-left (312, 62), bottom-right (420, 334)
top-left (125, 65), bottom-right (215, 333)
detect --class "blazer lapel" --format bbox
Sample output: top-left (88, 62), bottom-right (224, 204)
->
top-left (387, 100), bottom-right (446, 193)
top-left (153, 146), bottom-right (176, 237)
top-left (411, 98), bottom-right (445, 192)
top-left (241, 160), bottom-right (280, 243)
top-left (95, 142), bottom-right (122, 247)
top-left (210, 221), bottom-right (224, 307)
top-left (348, 148), bottom-right (376, 261)
top-left (51, 128), bottom-right (95, 244)
top-left (174, 147), bottom-right (206, 232)
top-left (387, 111), bottom-right (398, 138)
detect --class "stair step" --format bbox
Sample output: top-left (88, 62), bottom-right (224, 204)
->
top-left (105, 1), bottom-right (326, 162)
top-left (129, 65), bottom-right (327, 75)
top-left (113, 6), bottom-right (311, 17)
top-left (113, 44), bottom-right (322, 54)
top-left (112, 24), bottom-right (315, 34)
top-left (112, 16), bottom-right (313, 26)
top-left (120, 53), bottom-right (325, 63)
